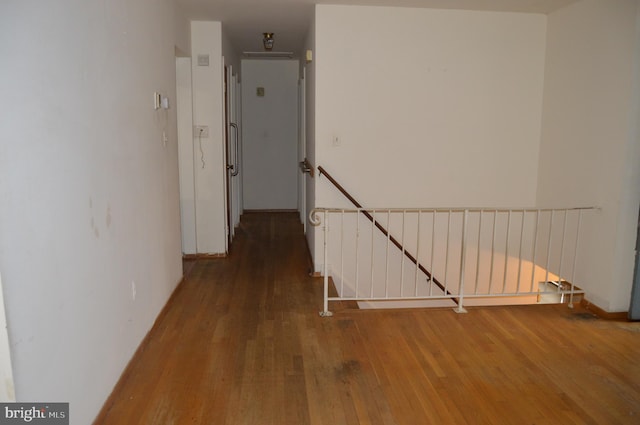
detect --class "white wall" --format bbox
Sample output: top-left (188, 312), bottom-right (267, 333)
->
top-left (190, 21), bottom-right (227, 254)
top-left (312, 5), bottom-right (547, 271)
top-left (537, 0), bottom-right (640, 312)
top-left (315, 5), bottom-right (547, 208)
top-left (241, 60), bottom-right (300, 210)
top-left (0, 0), bottom-right (184, 423)
top-left (177, 22), bottom-right (228, 255)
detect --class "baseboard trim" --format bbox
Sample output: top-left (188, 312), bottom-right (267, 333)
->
top-left (93, 276), bottom-right (186, 424)
top-left (580, 298), bottom-right (628, 321)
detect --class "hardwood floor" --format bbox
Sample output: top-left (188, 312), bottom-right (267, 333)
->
top-left (95, 212), bottom-right (640, 424)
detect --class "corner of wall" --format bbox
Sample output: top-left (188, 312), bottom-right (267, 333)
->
top-left (537, 0), bottom-right (640, 313)
top-left (222, 26), bottom-right (241, 73)
top-left (610, 0), bottom-right (640, 312)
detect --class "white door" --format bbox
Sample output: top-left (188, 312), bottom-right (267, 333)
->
top-left (241, 59), bottom-right (299, 210)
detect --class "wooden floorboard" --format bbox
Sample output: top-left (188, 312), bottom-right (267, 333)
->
top-left (95, 212), bottom-right (640, 425)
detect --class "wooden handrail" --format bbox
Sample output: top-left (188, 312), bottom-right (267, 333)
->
top-left (317, 166), bottom-right (458, 304)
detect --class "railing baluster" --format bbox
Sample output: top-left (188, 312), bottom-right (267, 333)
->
top-left (444, 210), bottom-right (452, 295)
top-left (355, 212), bottom-right (360, 297)
top-left (430, 210), bottom-right (436, 296)
top-left (502, 211), bottom-right (512, 294)
top-left (530, 210), bottom-right (540, 293)
top-left (370, 209), bottom-right (375, 298)
top-left (516, 211), bottom-right (526, 294)
top-left (489, 210), bottom-right (497, 294)
top-left (340, 209), bottom-right (345, 297)
top-left (400, 210), bottom-right (406, 297)
top-left (455, 209), bottom-right (469, 313)
top-left (557, 210), bottom-right (569, 302)
top-left (385, 210), bottom-right (391, 299)
top-left (414, 211), bottom-right (421, 297)
top-left (320, 210), bottom-right (332, 317)
top-left (474, 210), bottom-right (483, 295)
top-left (544, 211), bottom-right (555, 286)
top-left (569, 210), bottom-right (583, 308)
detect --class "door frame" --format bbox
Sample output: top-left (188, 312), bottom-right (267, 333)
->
top-left (298, 68), bottom-right (307, 231)
top-left (224, 65), bottom-right (232, 251)
top-left (223, 64), bottom-right (241, 253)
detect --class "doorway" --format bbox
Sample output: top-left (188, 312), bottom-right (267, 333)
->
top-left (224, 65), bottom-right (242, 250)
top-left (241, 59), bottom-right (300, 210)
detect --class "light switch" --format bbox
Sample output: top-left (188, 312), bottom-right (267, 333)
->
top-left (153, 92), bottom-right (161, 110)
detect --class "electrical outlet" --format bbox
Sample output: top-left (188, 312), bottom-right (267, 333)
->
top-left (194, 125), bottom-right (209, 138)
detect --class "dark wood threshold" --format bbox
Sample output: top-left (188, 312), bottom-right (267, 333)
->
top-left (182, 253), bottom-right (227, 260)
top-left (580, 298), bottom-right (629, 321)
top-left (93, 276), bottom-right (186, 424)
top-left (243, 209), bottom-right (298, 213)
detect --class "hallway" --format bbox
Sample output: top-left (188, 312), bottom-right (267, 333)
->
top-left (95, 212), bottom-right (640, 424)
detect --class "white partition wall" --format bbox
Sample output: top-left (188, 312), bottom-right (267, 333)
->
top-left (188, 21), bottom-right (227, 254)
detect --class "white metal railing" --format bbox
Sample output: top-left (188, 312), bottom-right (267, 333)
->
top-left (309, 207), bottom-right (598, 316)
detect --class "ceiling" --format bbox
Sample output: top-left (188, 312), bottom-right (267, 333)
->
top-left (177, 0), bottom-right (579, 56)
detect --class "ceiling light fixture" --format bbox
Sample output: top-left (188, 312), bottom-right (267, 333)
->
top-left (263, 32), bottom-right (274, 51)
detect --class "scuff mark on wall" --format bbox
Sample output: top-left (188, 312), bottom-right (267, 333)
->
top-left (106, 205), bottom-right (112, 229)
top-left (89, 196), bottom-right (100, 239)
